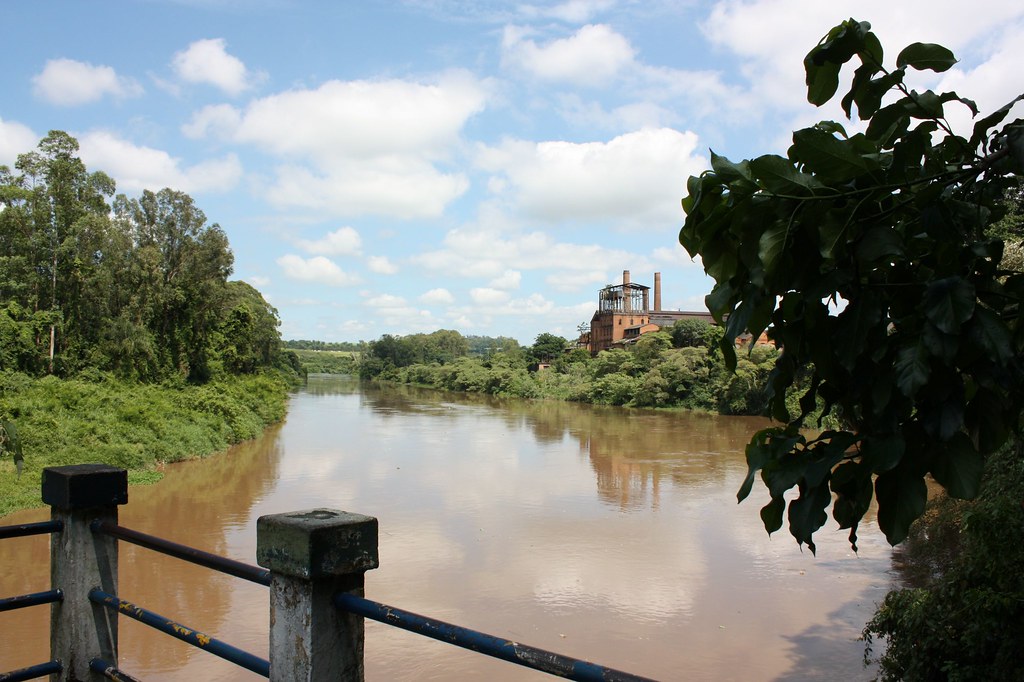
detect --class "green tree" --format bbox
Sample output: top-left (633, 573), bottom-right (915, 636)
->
top-left (679, 19), bottom-right (1024, 550)
top-left (668, 318), bottom-right (712, 348)
top-left (3, 131), bottom-right (116, 372)
top-left (530, 333), bottom-right (568, 363)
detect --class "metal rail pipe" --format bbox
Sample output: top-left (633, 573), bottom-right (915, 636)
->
top-left (0, 660), bottom-right (62, 682)
top-left (90, 521), bottom-right (270, 586)
top-left (88, 589), bottom-right (270, 678)
top-left (0, 520), bottom-right (62, 540)
top-left (89, 657), bottom-right (142, 682)
top-left (0, 589), bottom-right (62, 613)
top-left (334, 593), bottom-right (657, 682)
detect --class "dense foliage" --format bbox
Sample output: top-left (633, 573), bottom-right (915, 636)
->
top-left (0, 131), bottom-right (292, 383)
top-left (679, 20), bottom-right (1024, 550)
top-left (0, 132), bottom-right (296, 509)
top-left (357, 323), bottom-right (783, 415)
top-left (291, 349), bottom-right (357, 374)
top-left (863, 443), bottom-right (1024, 680)
top-left (283, 339), bottom-right (364, 352)
top-left (0, 369), bottom-right (290, 515)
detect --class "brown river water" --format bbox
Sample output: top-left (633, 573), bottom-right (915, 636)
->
top-left (0, 375), bottom-right (895, 680)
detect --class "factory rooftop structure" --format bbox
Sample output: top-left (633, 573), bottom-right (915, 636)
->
top-left (586, 270), bottom-right (714, 355)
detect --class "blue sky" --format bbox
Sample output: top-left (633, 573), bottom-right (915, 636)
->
top-left (3, 1), bottom-right (1023, 344)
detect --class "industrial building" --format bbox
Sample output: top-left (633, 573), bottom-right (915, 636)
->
top-left (586, 271), bottom-right (715, 355)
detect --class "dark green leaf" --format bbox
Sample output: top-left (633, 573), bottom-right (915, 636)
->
top-left (970, 94), bottom-right (1024, 151)
top-left (924, 277), bottom-right (976, 334)
top-left (738, 439), bottom-right (769, 502)
top-left (834, 297), bottom-right (882, 370)
top-left (749, 154), bottom-right (825, 194)
top-left (965, 388), bottom-right (1009, 454)
top-left (906, 90), bottom-right (944, 119)
top-left (805, 56), bottom-right (842, 106)
top-left (861, 434), bottom-right (905, 474)
top-left (791, 128), bottom-right (871, 182)
top-left (760, 495), bottom-right (785, 534)
top-left (710, 151), bottom-right (754, 185)
top-left (788, 481), bottom-right (832, 554)
top-left (758, 223), bottom-right (788, 275)
top-left (875, 468), bottom-right (928, 545)
top-left (855, 226), bottom-right (903, 266)
top-left (930, 432), bottom-right (984, 499)
top-left (895, 343), bottom-right (930, 397)
top-left (896, 42), bottom-right (957, 72)
top-left (831, 461), bottom-right (874, 532)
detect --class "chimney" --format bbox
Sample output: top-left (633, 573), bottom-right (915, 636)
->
top-left (622, 270), bottom-right (631, 312)
top-left (654, 272), bottom-right (662, 312)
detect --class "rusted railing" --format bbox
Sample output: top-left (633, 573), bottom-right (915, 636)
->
top-left (1, 464), bottom-right (655, 681)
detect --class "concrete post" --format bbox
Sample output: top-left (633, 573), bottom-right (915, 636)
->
top-left (257, 509), bottom-right (379, 682)
top-left (42, 464), bottom-right (128, 681)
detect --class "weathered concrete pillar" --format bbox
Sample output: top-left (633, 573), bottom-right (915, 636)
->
top-left (257, 509), bottom-right (379, 682)
top-left (42, 464), bottom-right (128, 681)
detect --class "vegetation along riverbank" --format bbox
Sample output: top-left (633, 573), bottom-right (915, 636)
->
top-left (353, 324), bottom-right (799, 418)
top-left (0, 131), bottom-right (300, 515)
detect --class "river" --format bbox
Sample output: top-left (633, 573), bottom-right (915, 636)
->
top-left (0, 375), bottom-right (894, 680)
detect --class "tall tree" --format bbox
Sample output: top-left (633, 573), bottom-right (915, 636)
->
top-left (3, 131), bottom-right (115, 372)
top-left (679, 19), bottom-right (1024, 549)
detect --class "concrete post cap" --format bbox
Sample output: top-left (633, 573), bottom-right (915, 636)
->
top-left (41, 464), bottom-right (128, 509)
top-left (256, 509), bottom-right (379, 578)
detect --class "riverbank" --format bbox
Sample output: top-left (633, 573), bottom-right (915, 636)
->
top-left (0, 371), bottom-right (291, 516)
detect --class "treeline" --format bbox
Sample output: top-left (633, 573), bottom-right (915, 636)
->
top-left (0, 131), bottom-right (295, 383)
top-left (357, 321), bottom-right (784, 416)
top-left (0, 132), bottom-right (297, 513)
top-left (284, 339), bottom-right (364, 352)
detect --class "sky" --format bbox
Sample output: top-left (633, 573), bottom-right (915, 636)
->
top-left (2, 1), bottom-right (1024, 344)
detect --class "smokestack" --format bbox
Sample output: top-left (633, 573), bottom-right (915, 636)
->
top-left (654, 272), bottom-right (662, 312)
top-left (623, 270), bottom-right (631, 312)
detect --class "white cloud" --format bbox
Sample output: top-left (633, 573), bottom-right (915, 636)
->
top-left (77, 131), bottom-right (241, 193)
top-left (365, 293), bottom-right (408, 308)
top-left (0, 118), bottom-right (37, 166)
top-left (262, 161), bottom-right (468, 219)
top-left (477, 128), bottom-right (706, 225)
top-left (545, 269), bottom-right (609, 292)
top-left (32, 58), bottom-right (142, 106)
top-left (182, 104), bottom-right (241, 139)
top-left (277, 254), bottom-right (360, 286)
top-left (172, 38), bottom-right (255, 96)
top-left (186, 73), bottom-right (487, 219)
top-left (245, 275), bottom-right (271, 287)
top-left (489, 270), bottom-right (522, 290)
top-left (296, 226), bottom-right (362, 256)
top-left (523, 0), bottom-right (615, 23)
top-left (367, 255), bottom-right (399, 274)
top-left (413, 227), bottom-right (652, 286)
top-left (502, 24), bottom-right (635, 87)
top-left (232, 72), bottom-right (487, 161)
top-left (470, 287), bottom-right (513, 305)
top-left (419, 288), bottom-right (455, 305)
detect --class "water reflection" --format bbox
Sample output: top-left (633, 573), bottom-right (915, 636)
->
top-left (1, 376), bottom-right (894, 681)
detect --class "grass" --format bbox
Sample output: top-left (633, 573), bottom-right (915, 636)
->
top-left (0, 370), bottom-right (290, 516)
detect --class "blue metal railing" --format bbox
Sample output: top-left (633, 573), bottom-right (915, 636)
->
top-left (91, 521), bottom-right (270, 585)
top-left (335, 593), bottom-right (655, 682)
top-left (3, 515), bottom-right (655, 681)
top-left (88, 589), bottom-right (270, 677)
top-left (0, 589), bottom-right (62, 614)
top-left (0, 661), bottom-right (62, 682)
top-left (0, 520), bottom-right (62, 540)
top-left (0, 520), bottom-right (64, 681)
top-left (89, 658), bottom-right (141, 682)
